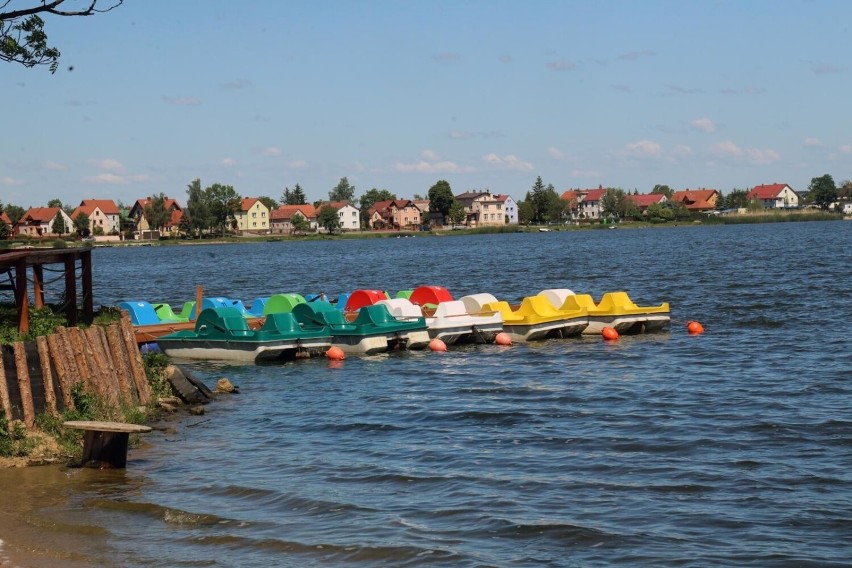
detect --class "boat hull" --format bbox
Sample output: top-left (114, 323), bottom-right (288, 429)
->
top-left (157, 338), bottom-right (305, 363)
top-left (332, 330), bottom-right (431, 354)
top-left (502, 319), bottom-right (588, 342)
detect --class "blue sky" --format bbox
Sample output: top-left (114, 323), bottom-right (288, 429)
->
top-left (3, 0), bottom-right (851, 209)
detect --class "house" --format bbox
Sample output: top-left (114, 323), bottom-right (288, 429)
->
top-left (1, 212), bottom-right (11, 232)
top-left (455, 191), bottom-right (505, 227)
top-left (670, 189), bottom-right (720, 212)
top-left (625, 193), bottom-right (667, 213)
top-left (495, 194), bottom-right (518, 224)
top-left (843, 202), bottom-right (852, 215)
top-left (14, 207), bottom-right (74, 237)
top-left (234, 198), bottom-right (270, 233)
top-left (329, 201), bottom-right (361, 231)
top-left (368, 200), bottom-right (420, 230)
top-left (129, 197), bottom-right (183, 237)
top-left (747, 183), bottom-right (799, 209)
top-left (270, 204), bottom-right (317, 233)
top-left (560, 189), bottom-right (587, 222)
top-left (576, 187), bottom-right (607, 220)
top-left (70, 199), bottom-right (121, 235)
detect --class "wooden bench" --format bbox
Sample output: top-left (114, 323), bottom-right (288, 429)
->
top-left (63, 420), bottom-right (152, 469)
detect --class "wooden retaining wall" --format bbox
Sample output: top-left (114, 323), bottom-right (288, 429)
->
top-left (0, 313), bottom-right (151, 430)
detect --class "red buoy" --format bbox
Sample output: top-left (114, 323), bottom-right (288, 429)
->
top-left (429, 338), bottom-right (447, 352)
top-left (602, 326), bottom-right (619, 341)
top-left (326, 346), bottom-right (345, 360)
top-left (687, 321), bottom-right (705, 335)
top-left (495, 332), bottom-right (512, 346)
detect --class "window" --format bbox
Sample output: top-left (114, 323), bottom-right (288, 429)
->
top-left (262, 212), bottom-right (266, 217)
top-left (252, 212), bottom-right (256, 218)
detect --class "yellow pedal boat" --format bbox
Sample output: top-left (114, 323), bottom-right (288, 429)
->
top-left (461, 293), bottom-right (588, 342)
top-left (538, 289), bottom-right (670, 335)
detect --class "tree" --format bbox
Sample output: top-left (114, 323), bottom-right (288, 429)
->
top-left (257, 196), bottom-right (278, 211)
top-left (51, 210), bottom-right (66, 234)
top-left (329, 177), bottom-right (355, 203)
top-left (428, 180), bottom-right (455, 223)
top-left (291, 213), bottom-right (310, 234)
top-left (73, 212), bottom-right (90, 236)
top-left (651, 184), bottom-right (673, 199)
top-left (646, 202), bottom-right (674, 223)
top-left (142, 193), bottom-right (170, 234)
top-left (4, 204), bottom-right (25, 225)
top-left (205, 183), bottom-right (242, 236)
top-left (47, 198), bottom-right (63, 208)
top-left (525, 176), bottom-right (562, 223)
top-left (517, 200), bottom-right (534, 225)
top-left (808, 174), bottom-right (837, 210)
top-left (281, 183), bottom-right (307, 205)
top-left (1, 1), bottom-right (123, 73)
top-left (600, 189), bottom-right (623, 220)
top-left (185, 178), bottom-right (212, 237)
top-left (359, 188), bottom-right (396, 227)
top-left (317, 205), bottom-right (340, 233)
top-left (726, 189), bottom-right (750, 209)
top-left (448, 201), bottom-right (466, 225)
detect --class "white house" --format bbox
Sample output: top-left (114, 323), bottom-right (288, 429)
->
top-left (747, 184), bottom-right (800, 209)
top-left (328, 201), bottom-right (361, 231)
top-left (495, 194), bottom-right (518, 224)
top-left (71, 199), bottom-right (121, 235)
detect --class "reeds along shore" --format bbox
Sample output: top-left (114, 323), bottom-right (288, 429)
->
top-left (0, 312), bottom-right (151, 431)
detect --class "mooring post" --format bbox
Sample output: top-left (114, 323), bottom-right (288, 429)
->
top-left (63, 421), bottom-right (152, 469)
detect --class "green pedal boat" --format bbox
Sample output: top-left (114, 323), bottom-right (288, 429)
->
top-left (156, 307), bottom-right (332, 363)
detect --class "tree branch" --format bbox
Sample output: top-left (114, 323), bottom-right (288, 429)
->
top-left (0, 0), bottom-right (122, 20)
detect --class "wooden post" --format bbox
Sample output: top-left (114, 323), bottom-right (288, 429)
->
top-left (64, 256), bottom-right (77, 327)
top-left (13, 342), bottom-right (36, 430)
top-left (32, 265), bottom-right (45, 309)
top-left (46, 333), bottom-right (75, 410)
top-left (63, 421), bottom-right (152, 469)
top-left (67, 327), bottom-right (95, 395)
top-left (81, 251), bottom-right (94, 325)
top-left (106, 324), bottom-right (134, 404)
top-left (36, 336), bottom-right (59, 416)
top-left (15, 258), bottom-right (28, 334)
top-left (194, 285), bottom-right (203, 322)
top-left (0, 348), bottom-right (13, 425)
top-left (83, 326), bottom-right (117, 406)
top-left (119, 313), bottom-right (151, 405)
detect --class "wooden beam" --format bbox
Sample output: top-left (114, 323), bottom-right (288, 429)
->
top-left (81, 250), bottom-right (93, 324)
top-left (32, 265), bottom-right (45, 309)
top-left (15, 258), bottom-right (28, 334)
top-left (64, 256), bottom-right (77, 327)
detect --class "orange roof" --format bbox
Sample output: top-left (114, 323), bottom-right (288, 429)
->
top-left (625, 193), bottom-right (666, 208)
top-left (79, 199), bottom-right (120, 215)
top-left (241, 197), bottom-right (259, 211)
top-left (560, 190), bottom-right (582, 201)
top-left (21, 207), bottom-right (64, 223)
top-left (582, 188), bottom-right (607, 202)
top-left (271, 204), bottom-right (316, 220)
top-left (672, 189), bottom-right (718, 211)
top-left (133, 197), bottom-right (182, 212)
top-left (1, 212), bottom-right (11, 225)
top-left (748, 183), bottom-right (790, 199)
top-left (167, 209), bottom-right (183, 227)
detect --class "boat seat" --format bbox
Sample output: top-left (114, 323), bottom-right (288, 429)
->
top-left (263, 293), bottom-right (307, 315)
top-left (377, 298), bottom-right (422, 319)
top-left (119, 301), bottom-right (170, 326)
top-left (153, 303), bottom-right (189, 323)
top-left (261, 312), bottom-right (302, 334)
top-left (333, 293), bottom-right (350, 311)
top-left (249, 297), bottom-right (268, 317)
top-left (539, 289), bottom-right (576, 310)
top-left (460, 293), bottom-right (499, 315)
top-left (433, 300), bottom-right (468, 318)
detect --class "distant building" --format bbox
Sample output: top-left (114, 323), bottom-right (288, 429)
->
top-left (670, 189), bottom-right (720, 212)
top-left (234, 198), bottom-right (270, 233)
top-left (129, 197), bottom-right (183, 237)
top-left (625, 193), bottom-right (667, 213)
top-left (455, 190), bottom-right (505, 227)
top-left (747, 183), bottom-right (799, 209)
top-left (14, 207), bottom-right (74, 237)
top-left (577, 187), bottom-right (607, 220)
top-left (70, 199), bottom-right (121, 235)
top-left (495, 194), bottom-right (518, 224)
top-left (368, 200), bottom-right (419, 230)
top-left (270, 204), bottom-right (317, 233)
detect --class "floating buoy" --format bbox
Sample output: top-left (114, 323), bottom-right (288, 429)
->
top-left (429, 338), bottom-right (447, 352)
top-left (495, 332), bottom-right (512, 346)
top-left (326, 346), bottom-right (345, 360)
top-left (687, 321), bottom-right (705, 335)
top-left (602, 327), bottom-right (619, 341)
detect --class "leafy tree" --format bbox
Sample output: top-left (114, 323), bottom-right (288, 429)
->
top-left (51, 210), bottom-right (66, 234)
top-left (317, 205), bottom-right (340, 233)
top-left (185, 178), bottom-right (212, 237)
top-left (517, 200), bottom-right (534, 225)
top-left (525, 176), bottom-right (563, 223)
top-left (291, 213), bottom-right (310, 234)
top-left (725, 189), bottom-right (750, 209)
top-left (47, 198), bottom-right (63, 208)
top-left (281, 183), bottom-right (307, 205)
top-left (73, 212), bottom-right (90, 236)
top-left (427, 180), bottom-right (455, 222)
top-left (448, 201), bottom-right (466, 225)
top-left (651, 184), bottom-right (673, 199)
top-left (4, 204), bottom-right (25, 225)
top-left (359, 188), bottom-right (396, 227)
top-left (257, 196), bottom-right (278, 211)
top-left (646, 202), bottom-right (674, 223)
top-left (1, 1), bottom-right (123, 73)
top-left (143, 193), bottom-right (170, 233)
top-left (838, 180), bottom-right (852, 200)
top-left (0, 220), bottom-right (8, 239)
top-left (808, 174), bottom-right (837, 210)
top-left (328, 177), bottom-right (355, 203)
top-left (600, 189), bottom-right (623, 220)
top-left (205, 183), bottom-right (242, 236)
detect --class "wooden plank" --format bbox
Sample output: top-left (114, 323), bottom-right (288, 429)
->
top-left (106, 323), bottom-right (134, 404)
top-left (36, 336), bottom-right (58, 416)
top-left (64, 420), bottom-right (152, 469)
top-left (81, 251), bottom-right (93, 325)
top-left (13, 342), bottom-right (36, 430)
top-left (15, 258), bottom-right (28, 334)
top-left (84, 326), bottom-right (118, 406)
top-left (63, 420), bottom-right (152, 433)
top-left (46, 332), bottom-right (75, 410)
top-left (0, 347), bottom-right (13, 426)
top-left (64, 256), bottom-right (77, 327)
top-left (119, 313), bottom-right (152, 405)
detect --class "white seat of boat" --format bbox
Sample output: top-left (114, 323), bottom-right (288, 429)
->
top-left (432, 300), bottom-right (469, 318)
top-left (538, 289), bottom-right (576, 310)
top-left (460, 293), bottom-right (498, 314)
top-left (377, 298), bottom-right (423, 318)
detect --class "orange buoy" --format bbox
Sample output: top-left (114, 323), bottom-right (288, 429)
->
top-left (326, 346), bottom-right (345, 360)
top-left (687, 321), bottom-right (705, 335)
top-left (602, 326), bottom-right (619, 341)
top-left (429, 338), bottom-right (447, 352)
top-left (495, 332), bottom-right (512, 346)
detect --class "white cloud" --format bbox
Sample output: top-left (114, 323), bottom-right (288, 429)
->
top-left (393, 160), bottom-right (465, 173)
top-left (709, 140), bottom-right (780, 165)
top-left (671, 144), bottom-right (694, 157)
top-left (839, 145), bottom-right (852, 154)
top-left (448, 130), bottom-right (473, 140)
top-left (162, 96), bottom-right (202, 106)
top-left (261, 147), bottom-right (282, 157)
top-left (88, 158), bottom-right (126, 172)
top-left (421, 149), bottom-right (441, 162)
top-left (547, 147), bottom-right (565, 160)
top-left (1, 176), bottom-right (25, 186)
top-left (804, 137), bottom-right (823, 147)
top-left (624, 140), bottom-right (663, 158)
top-left (287, 159), bottom-right (308, 169)
top-left (85, 173), bottom-right (130, 184)
top-left (482, 153), bottom-right (534, 171)
top-left (690, 117), bottom-right (717, 133)
top-left (44, 161), bottom-right (67, 171)
top-left (222, 158), bottom-right (236, 166)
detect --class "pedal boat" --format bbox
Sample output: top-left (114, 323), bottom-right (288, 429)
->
top-left (377, 297), bottom-right (503, 345)
top-left (538, 289), bottom-right (670, 335)
top-left (156, 307), bottom-right (332, 363)
top-left (292, 301), bottom-right (430, 354)
top-left (460, 293), bottom-right (588, 342)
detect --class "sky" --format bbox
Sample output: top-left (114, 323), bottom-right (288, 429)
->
top-left (2, 0), bottom-right (851, 209)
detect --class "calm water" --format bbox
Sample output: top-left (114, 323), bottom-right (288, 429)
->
top-left (3, 221), bottom-right (851, 567)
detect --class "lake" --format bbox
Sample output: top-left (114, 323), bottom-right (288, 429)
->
top-left (2, 221), bottom-right (850, 567)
